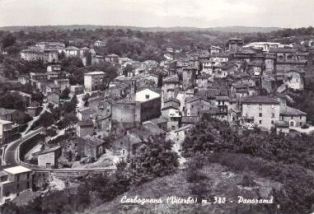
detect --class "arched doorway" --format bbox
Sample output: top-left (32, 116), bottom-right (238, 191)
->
top-left (289, 120), bottom-right (296, 127)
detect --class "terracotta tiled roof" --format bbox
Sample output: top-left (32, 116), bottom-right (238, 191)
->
top-left (280, 106), bottom-right (307, 116)
top-left (241, 96), bottom-right (279, 105)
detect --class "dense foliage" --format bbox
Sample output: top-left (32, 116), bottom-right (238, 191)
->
top-left (289, 79), bottom-right (314, 124)
top-left (182, 116), bottom-right (314, 214)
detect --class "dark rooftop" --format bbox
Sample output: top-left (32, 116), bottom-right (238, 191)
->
top-left (241, 96), bottom-right (280, 105)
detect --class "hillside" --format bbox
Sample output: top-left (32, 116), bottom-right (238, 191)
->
top-left (83, 163), bottom-right (281, 214)
top-left (0, 25), bottom-right (280, 33)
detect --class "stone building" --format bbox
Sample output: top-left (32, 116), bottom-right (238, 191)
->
top-left (241, 96), bottom-right (280, 130)
top-left (64, 46), bottom-right (80, 57)
top-left (112, 89), bottom-right (161, 126)
top-left (227, 38), bottom-right (244, 52)
top-left (76, 120), bottom-right (94, 137)
top-left (161, 75), bottom-right (181, 106)
top-left (77, 136), bottom-right (105, 160)
top-left (37, 146), bottom-right (62, 168)
top-left (20, 48), bottom-right (58, 63)
top-left (182, 67), bottom-right (197, 90)
top-left (111, 100), bottom-right (141, 127)
top-left (84, 71), bottom-right (106, 92)
top-left (269, 48), bottom-right (308, 74)
top-left (0, 166), bottom-right (32, 205)
top-left (135, 89), bottom-right (161, 122)
top-left (0, 119), bottom-right (19, 144)
top-left (280, 106), bottom-right (307, 127)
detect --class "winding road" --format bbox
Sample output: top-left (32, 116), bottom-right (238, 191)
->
top-left (3, 128), bottom-right (44, 166)
top-left (2, 127), bottom-right (115, 174)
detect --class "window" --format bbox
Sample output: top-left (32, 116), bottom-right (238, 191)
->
top-left (272, 113), bottom-right (275, 118)
top-left (259, 120), bottom-right (262, 124)
top-left (271, 120), bottom-right (274, 124)
top-left (259, 113), bottom-right (262, 117)
top-left (259, 104), bottom-right (262, 111)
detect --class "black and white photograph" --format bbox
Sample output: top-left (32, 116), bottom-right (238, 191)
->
top-left (0, 0), bottom-right (314, 213)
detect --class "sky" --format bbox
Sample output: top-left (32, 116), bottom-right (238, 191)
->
top-left (0, 0), bottom-right (313, 28)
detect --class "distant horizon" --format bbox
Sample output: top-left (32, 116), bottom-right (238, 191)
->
top-left (1, 0), bottom-right (313, 29)
top-left (0, 24), bottom-right (283, 29)
top-left (0, 24), bottom-right (286, 34)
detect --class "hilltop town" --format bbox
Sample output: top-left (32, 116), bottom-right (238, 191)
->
top-left (1, 27), bottom-right (314, 214)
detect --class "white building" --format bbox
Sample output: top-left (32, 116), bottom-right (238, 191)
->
top-left (0, 166), bottom-right (32, 205)
top-left (243, 42), bottom-right (293, 52)
top-left (84, 71), bottom-right (105, 92)
top-left (241, 96), bottom-right (280, 130)
top-left (0, 120), bottom-right (14, 144)
top-left (64, 46), bottom-right (80, 57)
top-left (94, 40), bottom-right (106, 47)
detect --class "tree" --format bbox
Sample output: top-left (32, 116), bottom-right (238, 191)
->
top-left (33, 111), bottom-right (55, 128)
top-left (0, 92), bottom-right (27, 111)
top-left (130, 137), bottom-right (179, 185)
top-left (1, 33), bottom-right (16, 49)
top-left (60, 88), bottom-right (70, 99)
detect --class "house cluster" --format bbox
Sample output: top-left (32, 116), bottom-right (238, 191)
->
top-left (20, 41), bottom-right (113, 66)
top-left (155, 38), bottom-right (309, 134)
top-left (39, 37), bottom-right (312, 166)
top-left (2, 37), bottom-right (312, 173)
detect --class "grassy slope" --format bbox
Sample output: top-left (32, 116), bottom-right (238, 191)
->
top-left (83, 163), bottom-right (281, 214)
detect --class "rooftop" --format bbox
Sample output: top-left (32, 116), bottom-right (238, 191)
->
top-left (216, 95), bottom-right (230, 101)
top-left (163, 75), bottom-right (179, 84)
top-left (80, 136), bottom-right (104, 147)
top-left (185, 96), bottom-right (201, 104)
top-left (65, 46), bottom-right (79, 51)
top-left (4, 166), bottom-right (31, 175)
top-left (242, 96), bottom-right (280, 105)
top-left (269, 48), bottom-right (297, 53)
top-left (181, 116), bottom-right (200, 124)
top-left (135, 89), bottom-right (160, 102)
top-left (38, 146), bottom-right (61, 155)
top-left (78, 120), bottom-right (94, 127)
top-left (142, 121), bottom-right (166, 135)
top-left (0, 119), bottom-right (13, 125)
top-left (85, 71), bottom-right (105, 76)
top-left (280, 106), bottom-right (307, 116)
top-left (0, 108), bottom-right (17, 116)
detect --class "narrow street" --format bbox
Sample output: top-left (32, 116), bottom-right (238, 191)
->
top-left (22, 103), bottom-right (49, 136)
